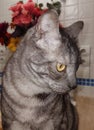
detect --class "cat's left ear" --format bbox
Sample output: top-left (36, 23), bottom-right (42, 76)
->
top-left (36, 10), bottom-right (59, 34)
top-left (64, 21), bottom-right (84, 38)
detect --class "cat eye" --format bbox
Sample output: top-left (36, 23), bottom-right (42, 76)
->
top-left (56, 63), bottom-right (66, 72)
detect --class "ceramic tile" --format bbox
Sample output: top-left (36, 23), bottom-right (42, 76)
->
top-left (90, 48), bottom-right (94, 64)
top-left (64, 5), bottom-right (79, 20)
top-left (79, 0), bottom-right (94, 4)
top-left (62, 19), bottom-right (79, 27)
top-left (79, 18), bottom-right (94, 34)
top-left (61, 0), bottom-right (78, 6)
top-left (77, 66), bottom-right (90, 79)
top-left (90, 64), bottom-right (94, 78)
top-left (79, 34), bottom-right (94, 46)
top-left (79, 3), bottom-right (94, 19)
top-left (77, 78), bottom-right (94, 86)
top-left (6, 0), bottom-right (19, 5)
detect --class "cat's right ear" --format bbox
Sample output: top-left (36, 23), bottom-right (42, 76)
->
top-left (36, 10), bottom-right (59, 34)
top-left (63, 21), bottom-right (84, 38)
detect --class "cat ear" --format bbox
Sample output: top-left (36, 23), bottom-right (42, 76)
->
top-left (64, 21), bottom-right (84, 38)
top-left (36, 10), bottom-right (59, 34)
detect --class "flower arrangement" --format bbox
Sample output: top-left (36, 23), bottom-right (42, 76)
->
top-left (9, 0), bottom-right (47, 26)
top-left (0, 0), bottom-right (61, 52)
top-left (8, 37), bottom-right (21, 52)
top-left (10, 0), bottom-right (61, 37)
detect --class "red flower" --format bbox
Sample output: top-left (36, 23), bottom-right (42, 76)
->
top-left (9, 0), bottom-right (48, 27)
top-left (13, 14), bottom-right (32, 25)
top-left (23, 0), bottom-right (35, 14)
top-left (32, 7), bottom-right (47, 17)
top-left (9, 0), bottom-right (36, 26)
top-left (9, 1), bottom-right (23, 16)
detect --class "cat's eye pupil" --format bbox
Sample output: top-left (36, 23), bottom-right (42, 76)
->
top-left (60, 64), bottom-right (63, 68)
top-left (56, 63), bottom-right (66, 72)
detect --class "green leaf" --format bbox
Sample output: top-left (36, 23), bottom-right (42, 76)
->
top-left (53, 2), bottom-right (61, 8)
top-left (46, 1), bottom-right (61, 15)
top-left (47, 3), bottom-right (53, 9)
top-left (39, 3), bottom-right (43, 8)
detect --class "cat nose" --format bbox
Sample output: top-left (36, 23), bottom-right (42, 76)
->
top-left (72, 85), bottom-right (77, 89)
top-left (68, 79), bottom-right (77, 89)
top-left (68, 85), bottom-right (77, 90)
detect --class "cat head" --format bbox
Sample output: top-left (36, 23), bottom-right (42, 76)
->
top-left (25, 10), bottom-right (84, 94)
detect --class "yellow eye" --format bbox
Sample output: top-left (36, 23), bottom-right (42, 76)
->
top-left (56, 63), bottom-right (66, 72)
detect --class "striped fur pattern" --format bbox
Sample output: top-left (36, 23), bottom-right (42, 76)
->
top-left (1, 10), bottom-right (84, 130)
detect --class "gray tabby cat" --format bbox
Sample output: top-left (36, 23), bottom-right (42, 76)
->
top-left (1, 10), bottom-right (84, 130)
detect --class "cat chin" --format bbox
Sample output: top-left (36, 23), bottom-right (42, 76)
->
top-left (54, 89), bottom-right (72, 95)
top-left (49, 84), bottom-right (72, 94)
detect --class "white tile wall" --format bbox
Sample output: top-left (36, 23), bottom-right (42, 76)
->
top-left (79, 0), bottom-right (94, 4)
top-left (79, 33), bottom-right (94, 46)
top-left (0, 0), bottom-right (94, 79)
top-left (90, 64), bottom-right (94, 78)
top-left (59, 0), bottom-right (94, 79)
top-left (62, 0), bottom-right (78, 6)
top-left (64, 5), bottom-right (79, 20)
top-left (91, 47), bottom-right (94, 64)
top-left (79, 2), bottom-right (94, 19)
top-left (0, 0), bottom-right (18, 23)
top-left (80, 18), bottom-right (94, 34)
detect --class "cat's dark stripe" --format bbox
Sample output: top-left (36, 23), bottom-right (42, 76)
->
top-left (35, 93), bottom-right (50, 100)
top-left (57, 95), bottom-right (69, 130)
top-left (2, 87), bottom-right (26, 108)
